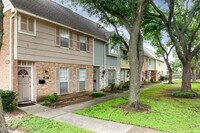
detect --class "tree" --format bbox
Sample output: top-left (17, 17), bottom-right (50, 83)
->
top-left (70, 0), bottom-right (148, 110)
top-left (191, 53), bottom-right (200, 81)
top-left (150, 0), bottom-right (200, 92)
top-left (0, 0), bottom-right (8, 132)
top-left (143, 15), bottom-right (174, 84)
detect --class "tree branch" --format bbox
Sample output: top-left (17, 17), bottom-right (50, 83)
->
top-left (188, 22), bottom-right (200, 51)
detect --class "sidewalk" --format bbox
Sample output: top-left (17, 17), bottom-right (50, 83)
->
top-left (20, 83), bottom-right (164, 133)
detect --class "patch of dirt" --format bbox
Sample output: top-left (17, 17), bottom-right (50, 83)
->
top-left (112, 102), bottom-right (151, 113)
top-left (47, 92), bottom-right (110, 108)
top-left (5, 109), bottom-right (27, 122)
top-left (5, 109), bottom-right (28, 133)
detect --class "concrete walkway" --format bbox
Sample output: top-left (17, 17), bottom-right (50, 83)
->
top-left (20, 84), bottom-right (164, 133)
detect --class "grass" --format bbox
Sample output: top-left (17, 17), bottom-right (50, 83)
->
top-left (8, 115), bottom-right (93, 133)
top-left (74, 81), bottom-right (200, 133)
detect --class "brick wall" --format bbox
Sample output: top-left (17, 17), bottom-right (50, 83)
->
top-left (0, 10), bottom-right (12, 90)
top-left (35, 62), bottom-right (93, 101)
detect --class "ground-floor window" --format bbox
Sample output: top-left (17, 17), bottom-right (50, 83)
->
top-left (59, 67), bottom-right (69, 94)
top-left (79, 68), bottom-right (86, 91)
top-left (108, 70), bottom-right (116, 85)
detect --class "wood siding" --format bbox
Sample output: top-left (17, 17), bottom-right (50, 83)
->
top-left (16, 14), bottom-right (94, 65)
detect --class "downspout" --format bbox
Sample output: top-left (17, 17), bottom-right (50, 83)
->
top-left (10, 10), bottom-right (17, 90)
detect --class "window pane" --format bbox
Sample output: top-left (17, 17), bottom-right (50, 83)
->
top-left (60, 30), bottom-right (69, 38)
top-left (28, 18), bottom-right (34, 32)
top-left (80, 42), bottom-right (86, 51)
top-left (110, 45), bottom-right (118, 55)
top-left (60, 37), bottom-right (69, 47)
top-left (21, 23), bottom-right (27, 31)
top-left (79, 81), bottom-right (86, 91)
top-left (60, 82), bottom-right (68, 94)
top-left (79, 69), bottom-right (86, 81)
top-left (59, 68), bottom-right (68, 94)
top-left (80, 36), bottom-right (86, 43)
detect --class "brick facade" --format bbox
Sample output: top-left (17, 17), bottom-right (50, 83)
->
top-left (35, 62), bottom-right (93, 101)
top-left (0, 10), bottom-right (12, 90)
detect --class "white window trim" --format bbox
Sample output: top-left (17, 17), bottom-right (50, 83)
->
top-left (59, 67), bottom-right (70, 95)
top-left (79, 68), bottom-right (87, 92)
top-left (18, 14), bottom-right (36, 36)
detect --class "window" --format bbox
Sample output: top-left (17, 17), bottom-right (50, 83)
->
top-left (108, 70), bottom-right (116, 85)
top-left (149, 59), bottom-right (151, 65)
top-left (56, 28), bottom-right (70, 48)
top-left (20, 15), bottom-right (35, 35)
top-left (123, 50), bottom-right (128, 60)
top-left (79, 35), bottom-right (87, 51)
top-left (111, 45), bottom-right (119, 55)
top-left (59, 68), bottom-right (69, 94)
top-left (79, 69), bottom-right (86, 91)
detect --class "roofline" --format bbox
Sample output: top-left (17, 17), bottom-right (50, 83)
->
top-left (15, 8), bottom-right (108, 43)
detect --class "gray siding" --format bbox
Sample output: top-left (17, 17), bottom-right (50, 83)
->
top-left (94, 39), bottom-right (120, 67)
top-left (94, 40), bottom-right (104, 66)
top-left (16, 14), bottom-right (93, 65)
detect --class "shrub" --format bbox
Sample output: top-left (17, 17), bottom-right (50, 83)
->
top-left (43, 93), bottom-right (59, 106)
top-left (90, 92), bottom-right (106, 98)
top-left (160, 76), bottom-right (165, 81)
top-left (172, 91), bottom-right (198, 98)
top-left (143, 81), bottom-right (150, 85)
top-left (121, 81), bottom-right (129, 90)
top-left (0, 90), bottom-right (17, 112)
top-left (109, 83), bottom-right (118, 91)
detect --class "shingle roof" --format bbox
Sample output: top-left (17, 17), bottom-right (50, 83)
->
top-left (10, 0), bottom-right (109, 40)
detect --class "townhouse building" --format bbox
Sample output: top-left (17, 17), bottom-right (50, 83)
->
top-left (0, 0), bottom-right (115, 102)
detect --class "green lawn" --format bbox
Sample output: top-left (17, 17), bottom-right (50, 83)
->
top-left (74, 81), bottom-right (200, 133)
top-left (8, 115), bottom-right (93, 133)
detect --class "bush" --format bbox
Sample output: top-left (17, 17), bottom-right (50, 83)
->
top-left (90, 92), bottom-right (106, 98)
top-left (143, 81), bottom-right (151, 85)
top-left (0, 90), bottom-right (17, 112)
top-left (172, 91), bottom-right (198, 98)
top-left (43, 93), bottom-right (59, 106)
top-left (109, 83), bottom-right (119, 91)
top-left (160, 76), bottom-right (165, 81)
top-left (121, 81), bottom-right (129, 90)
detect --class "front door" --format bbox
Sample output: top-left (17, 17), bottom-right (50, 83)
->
top-left (18, 67), bottom-right (32, 102)
top-left (93, 67), bottom-right (99, 90)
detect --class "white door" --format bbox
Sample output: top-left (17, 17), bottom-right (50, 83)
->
top-left (18, 67), bottom-right (32, 102)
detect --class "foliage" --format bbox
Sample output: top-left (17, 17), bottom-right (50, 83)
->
top-left (121, 81), bottom-right (129, 90)
top-left (8, 115), bottom-right (93, 133)
top-left (43, 93), bottom-right (59, 106)
top-left (172, 91), bottom-right (198, 98)
top-left (74, 81), bottom-right (200, 133)
top-left (159, 76), bottom-right (165, 81)
top-left (0, 90), bottom-right (17, 112)
top-left (90, 92), bottom-right (106, 98)
top-left (109, 83), bottom-right (119, 91)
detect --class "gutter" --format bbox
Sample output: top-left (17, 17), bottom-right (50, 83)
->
top-left (15, 8), bottom-right (108, 43)
top-left (10, 10), bottom-right (17, 90)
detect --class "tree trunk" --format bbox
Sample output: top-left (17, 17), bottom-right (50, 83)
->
top-left (164, 58), bottom-right (173, 84)
top-left (191, 68), bottom-right (197, 82)
top-left (128, 33), bottom-right (144, 110)
top-left (0, 96), bottom-right (8, 133)
top-left (168, 68), bottom-right (173, 84)
top-left (181, 62), bottom-right (192, 92)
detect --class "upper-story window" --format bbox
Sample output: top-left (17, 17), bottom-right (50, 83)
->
top-left (19, 15), bottom-right (36, 35)
top-left (56, 28), bottom-right (70, 48)
top-left (79, 35), bottom-right (87, 51)
top-left (149, 59), bottom-right (152, 65)
top-left (123, 50), bottom-right (128, 60)
top-left (109, 44), bottom-right (119, 56)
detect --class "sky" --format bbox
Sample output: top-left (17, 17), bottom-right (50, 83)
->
top-left (52, 0), bottom-right (171, 54)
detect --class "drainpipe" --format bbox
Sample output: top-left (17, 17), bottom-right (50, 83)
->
top-left (10, 10), bottom-right (17, 90)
